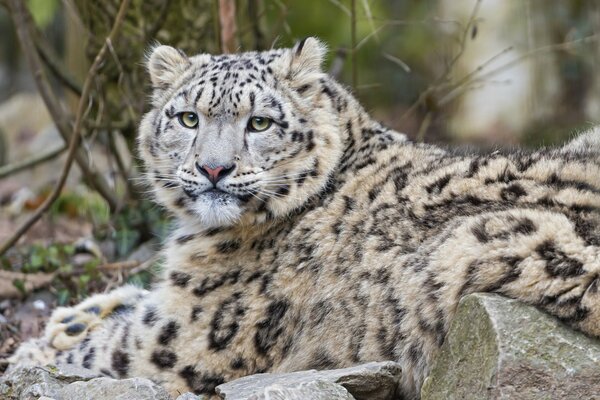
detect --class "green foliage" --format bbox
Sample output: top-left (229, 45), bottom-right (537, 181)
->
top-left (49, 190), bottom-right (110, 226)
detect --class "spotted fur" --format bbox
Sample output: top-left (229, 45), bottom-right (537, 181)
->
top-left (11, 38), bottom-right (600, 399)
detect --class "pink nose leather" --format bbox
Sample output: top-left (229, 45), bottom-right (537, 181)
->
top-left (202, 165), bottom-right (224, 182)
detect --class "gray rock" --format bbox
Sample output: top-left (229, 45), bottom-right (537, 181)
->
top-left (0, 365), bottom-right (171, 400)
top-left (216, 361), bottom-right (401, 400)
top-left (251, 380), bottom-right (355, 400)
top-left (176, 393), bottom-right (208, 400)
top-left (59, 377), bottom-right (171, 400)
top-left (421, 293), bottom-right (600, 400)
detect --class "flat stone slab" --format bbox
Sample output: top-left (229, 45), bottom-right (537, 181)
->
top-left (0, 365), bottom-right (171, 400)
top-left (421, 293), bottom-right (600, 400)
top-left (216, 361), bottom-right (402, 400)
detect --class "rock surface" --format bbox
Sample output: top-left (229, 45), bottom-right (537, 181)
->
top-left (216, 361), bottom-right (401, 400)
top-left (421, 293), bottom-right (600, 400)
top-left (0, 365), bottom-right (171, 400)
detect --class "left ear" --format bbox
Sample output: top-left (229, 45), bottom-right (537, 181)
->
top-left (273, 37), bottom-right (327, 82)
top-left (289, 37), bottom-right (327, 76)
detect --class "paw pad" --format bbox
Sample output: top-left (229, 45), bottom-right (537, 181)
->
top-left (61, 315), bottom-right (76, 324)
top-left (84, 306), bottom-right (101, 315)
top-left (110, 304), bottom-right (134, 316)
top-left (65, 322), bottom-right (87, 336)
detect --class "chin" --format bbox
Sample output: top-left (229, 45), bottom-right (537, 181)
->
top-left (190, 190), bottom-right (243, 228)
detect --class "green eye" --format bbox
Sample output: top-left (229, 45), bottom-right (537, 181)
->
top-left (177, 112), bottom-right (199, 128)
top-left (247, 117), bottom-right (272, 132)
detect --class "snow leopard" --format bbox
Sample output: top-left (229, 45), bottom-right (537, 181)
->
top-left (10, 37), bottom-right (600, 399)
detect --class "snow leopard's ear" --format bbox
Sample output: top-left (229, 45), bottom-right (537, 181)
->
top-left (146, 45), bottom-right (191, 89)
top-left (273, 37), bottom-right (327, 83)
top-left (290, 37), bottom-right (327, 74)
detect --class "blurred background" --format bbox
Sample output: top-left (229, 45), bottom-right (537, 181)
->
top-left (0, 0), bottom-right (599, 366)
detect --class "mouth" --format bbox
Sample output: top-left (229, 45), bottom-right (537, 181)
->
top-left (191, 187), bottom-right (243, 228)
top-left (201, 188), bottom-right (233, 199)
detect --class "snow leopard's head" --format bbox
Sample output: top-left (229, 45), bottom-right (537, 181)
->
top-left (138, 38), bottom-right (344, 228)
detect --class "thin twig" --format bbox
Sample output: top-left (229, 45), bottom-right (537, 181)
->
top-left (98, 260), bottom-right (140, 271)
top-left (400, 0), bottom-right (482, 142)
top-left (33, 26), bottom-right (83, 96)
top-left (437, 33), bottom-right (600, 109)
top-left (0, 0), bottom-right (131, 257)
top-left (0, 145), bottom-right (66, 179)
top-left (108, 129), bottom-right (135, 199)
top-left (6, 0), bottom-right (119, 211)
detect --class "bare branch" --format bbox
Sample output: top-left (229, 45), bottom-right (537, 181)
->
top-left (437, 33), bottom-right (600, 109)
top-left (0, 0), bottom-right (131, 257)
top-left (6, 0), bottom-right (119, 211)
top-left (32, 25), bottom-right (83, 96)
top-left (0, 145), bottom-right (66, 179)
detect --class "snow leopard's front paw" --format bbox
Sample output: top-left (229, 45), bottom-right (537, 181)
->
top-left (44, 285), bottom-right (147, 350)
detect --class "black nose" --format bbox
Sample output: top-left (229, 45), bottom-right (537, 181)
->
top-left (196, 163), bottom-right (235, 185)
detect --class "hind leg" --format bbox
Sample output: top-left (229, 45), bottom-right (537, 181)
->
top-left (9, 285), bottom-right (147, 367)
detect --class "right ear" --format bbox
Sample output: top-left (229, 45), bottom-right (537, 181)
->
top-left (146, 45), bottom-right (191, 89)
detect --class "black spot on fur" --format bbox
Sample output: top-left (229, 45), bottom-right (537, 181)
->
top-left (111, 350), bottom-right (130, 378)
top-left (191, 305), bottom-right (203, 322)
top-left (176, 234), bottom-right (196, 244)
top-left (82, 347), bottom-right (95, 369)
top-left (276, 185), bottom-right (290, 196)
top-left (537, 240), bottom-right (585, 278)
top-left (471, 221), bottom-right (489, 243)
top-left (254, 299), bottom-right (289, 355)
top-left (500, 183), bottom-right (527, 201)
top-left (179, 366), bottom-right (225, 395)
top-left (170, 271), bottom-right (192, 288)
top-left (209, 293), bottom-right (245, 350)
top-left (230, 356), bottom-right (247, 370)
top-left (151, 349), bottom-right (178, 369)
top-left (192, 269), bottom-right (240, 297)
top-left (142, 305), bottom-right (158, 327)
top-left (158, 320), bottom-right (180, 345)
top-left (110, 304), bottom-right (134, 317)
top-left (216, 240), bottom-right (241, 254)
top-left (426, 174), bottom-right (451, 195)
top-left (512, 218), bottom-right (536, 235)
